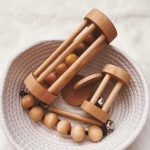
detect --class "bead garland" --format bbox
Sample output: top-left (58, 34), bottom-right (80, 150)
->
top-left (20, 94), bottom-right (112, 142)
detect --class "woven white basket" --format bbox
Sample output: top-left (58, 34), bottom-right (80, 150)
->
top-left (0, 41), bottom-right (149, 150)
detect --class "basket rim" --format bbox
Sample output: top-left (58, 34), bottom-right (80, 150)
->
top-left (0, 40), bottom-right (149, 150)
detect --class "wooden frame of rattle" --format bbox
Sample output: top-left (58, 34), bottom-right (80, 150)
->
top-left (81, 64), bottom-right (131, 123)
top-left (24, 8), bottom-right (117, 104)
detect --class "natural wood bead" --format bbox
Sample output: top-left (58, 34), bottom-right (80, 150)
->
top-left (84, 33), bottom-right (96, 45)
top-left (43, 113), bottom-right (58, 128)
top-left (65, 53), bottom-right (78, 66)
top-left (21, 95), bottom-right (37, 110)
top-left (56, 120), bottom-right (71, 135)
top-left (29, 106), bottom-right (44, 122)
top-left (88, 125), bottom-right (103, 142)
top-left (74, 43), bottom-right (87, 55)
top-left (44, 72), bottom-right (57, 86)
top-left (71, 125), bottom-right (85, 142)
top-left (55, 63), bottom-right (68, 77)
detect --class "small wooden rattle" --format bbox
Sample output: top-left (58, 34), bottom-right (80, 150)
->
top-left (24, 8), bottom-right (117, 104)
top-left (81, 64), bottom-right (130, 123)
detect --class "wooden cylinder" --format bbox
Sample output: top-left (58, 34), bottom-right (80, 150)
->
top-left (33, 20), bottom-right (88, 77)
top-left (48, 34), bottom-right (106, 94)
top-left (37, 23), bottom-right (96, 83)
top-left (81, 64), bottom-right (130, 123)
top-left (24, 9), bottom-right (117, 104)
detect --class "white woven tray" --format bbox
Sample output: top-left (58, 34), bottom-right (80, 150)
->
top-left (0, 41), bottom-right (149, 150)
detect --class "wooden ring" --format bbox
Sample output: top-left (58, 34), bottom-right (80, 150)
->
top-left (102, 64), bottom-right (130, 85)
top-left (24, 73), bottom-right (56, 104)
top-left (74, 73), bottom-right (103, 90)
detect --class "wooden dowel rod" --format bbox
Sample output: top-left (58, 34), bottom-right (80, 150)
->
top-left (33, 20), bottom-right (88, 77)
top-left (102, 81), bottom-right (123, 112)
top-left (48, 107), bottom-right (101, 126)
top-left (48, 34), bottom-right (106, 93)
top-left (90, 74), bottom-right (111, 104)
top-left (37, 23), bottom-right (96, 83)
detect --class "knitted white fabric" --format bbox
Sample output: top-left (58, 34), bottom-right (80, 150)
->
top-left (0, 41), bottom-right (149, 150)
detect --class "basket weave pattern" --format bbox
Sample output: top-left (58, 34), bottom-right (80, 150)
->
top-left (0, 41), bottom-right (149, 150)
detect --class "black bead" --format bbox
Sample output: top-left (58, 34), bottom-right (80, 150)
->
top-left (19, 91), bottom-right (28, 97)
top-left (85, 130), bottom-right (88, 135)
top-left (39, 102), bottom-right (49, 111)
top-left (100, 124), bottom-right (107, 136)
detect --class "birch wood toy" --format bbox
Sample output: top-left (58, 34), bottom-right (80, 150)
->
top-left (21, 95), bottom-right (105, 142)
top-left (81, 64), bottom-right (131, 123)
top-left (74, 73), bottom-right (103, 90)
top-left (24, 8), bottom-right (117, 104)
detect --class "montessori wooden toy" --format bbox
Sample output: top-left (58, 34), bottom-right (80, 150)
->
top-left (62, 74), bottom-right (93, 106)
top-left (24, 8), bottom-right (117, 104)
top-left (21, 94), bottom-right (104, 142)
top-left (81, 64), bottom-right (130, 123)
top-left (74, 73), bottom-right (103, 90)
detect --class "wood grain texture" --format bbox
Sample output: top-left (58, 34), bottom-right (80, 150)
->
top-left (0, 0), bottom-right (150, 149)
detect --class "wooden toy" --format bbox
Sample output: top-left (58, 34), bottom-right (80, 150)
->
top-left (81, 64), bottom-right (130, 123)
top-left (62, 74), bottom-right (93, 106)
top-left (43, 113), bottom-right (59, 128)
top-left (24, 8), bottom-right (117, 104)
top-left (71, 125), bottom-right (85, 142)
top-left (28, 106), bottom-right (45, 122)
top-left (48, 107), bottom-right (101, 126)
top-left (57, 120), bottom-right (71, 135)
top-left (48, 107), bottom-right (104, 142)
top-left (21, 95), bottom-right (37, 109)
top-left (74, 73), bottom-right (103, 90)
top-left (88, 125), bottom-right (103, 142)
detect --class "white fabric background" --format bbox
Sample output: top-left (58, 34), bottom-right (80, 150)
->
top-left (0, 0), bottom-right (150, 149)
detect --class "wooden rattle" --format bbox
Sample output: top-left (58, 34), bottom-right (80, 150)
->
top-left (24, 8), bottom-right (117, 104)
top-left (21, 95), bottom-right (105, 142)
top-left (81, 64), bottom-right (130, 123)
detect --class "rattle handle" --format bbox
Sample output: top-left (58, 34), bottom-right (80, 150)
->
top-left (48, 107), bottom-right (101, 126)
top-left (33, 20), bottom-right (88, 77)
top-left (102, 81), bottom-right (123, 112)
top-left (48, 34), bottom-right (106, 93)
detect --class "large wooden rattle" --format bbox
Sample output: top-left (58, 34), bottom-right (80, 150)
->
top-left (81, 64), bottom-right (131, 123)
top-left (24, 9), bottom-right (117, 104)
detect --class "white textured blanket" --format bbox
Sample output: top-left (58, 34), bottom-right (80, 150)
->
top-left (0, 0), bottom-right (150, 149)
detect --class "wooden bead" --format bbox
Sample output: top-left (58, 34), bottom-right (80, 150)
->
top-left (29, 106), bottom-right (44, 122)
top-left (84, 33), bottom-right (96, 45)
top-left (44, 72), bottom-right (57, 86)
top-left (55, 63), bottom-right (68, 77)
top-left (88, 125), bottom-right (103, 142)
top-left (57, 120), bottom-right (71, 135)
top-left (21, 95), bottom-right (37, 109)
top-left (65, 53), bottom-right (78, 66)
top-left (71, 125), bottom-right (85, 142)
top-left (74, 43), bottom-right (87, 55)
top-left (43, 113), bottom-right (58, 128)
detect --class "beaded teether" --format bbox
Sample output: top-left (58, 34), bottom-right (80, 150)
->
top-left (24, 8), bottom-right (117, 105)
top-left (81, 64), bottom-right (131, 123)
